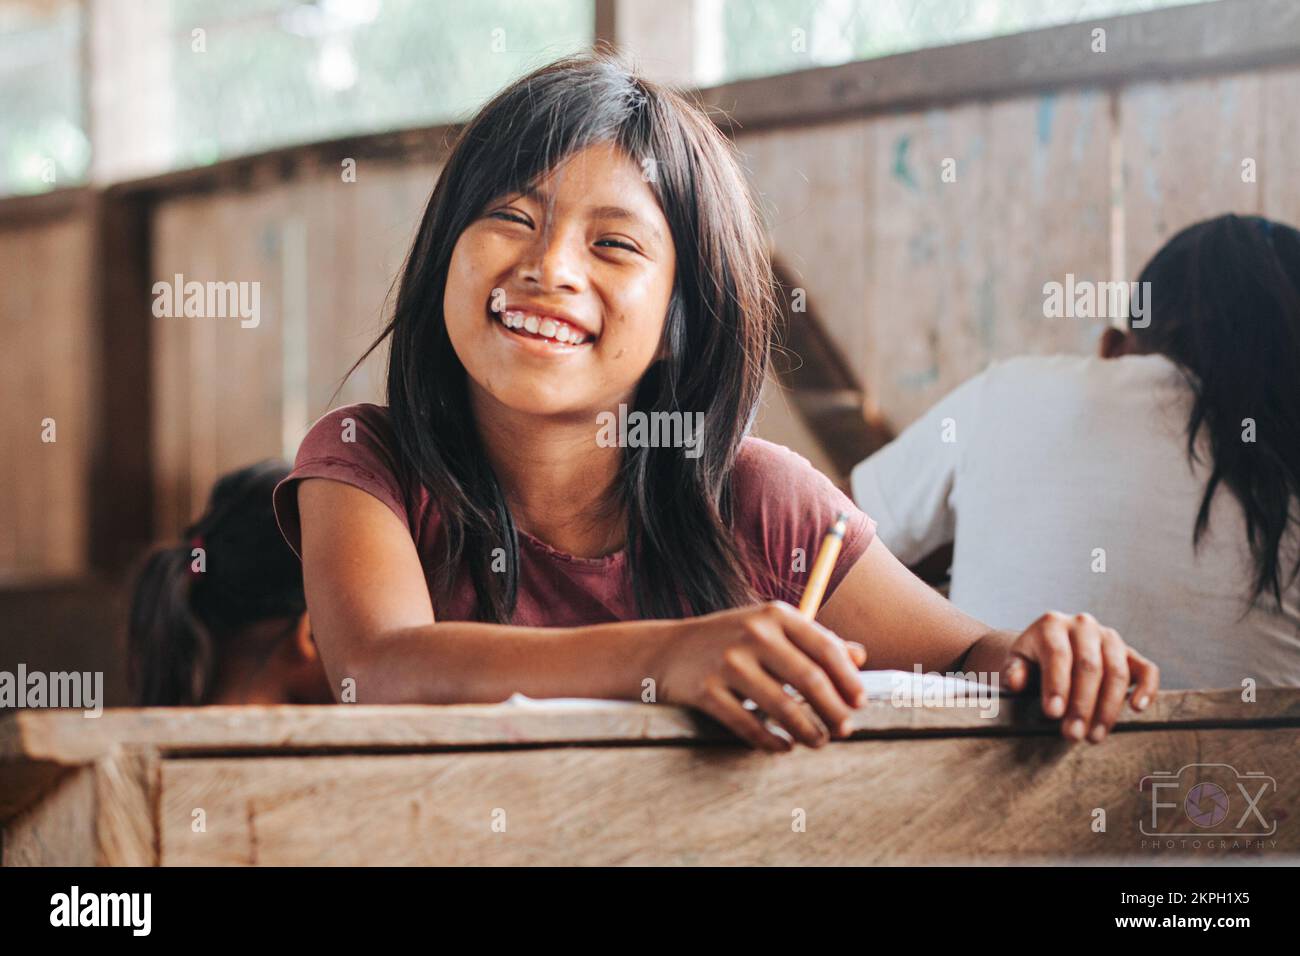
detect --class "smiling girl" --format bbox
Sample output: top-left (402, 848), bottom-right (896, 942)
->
top-left (273, 53), bottom-right (1159, 750)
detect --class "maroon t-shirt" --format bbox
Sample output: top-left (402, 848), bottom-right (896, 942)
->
top-left (273, 403), bottom-right (875, 626)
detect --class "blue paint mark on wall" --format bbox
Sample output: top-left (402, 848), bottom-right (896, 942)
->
top-left (1072, 92), bottom-right (1097, 164)
top-left (899, 365), bottom-right (940, 390)
top-left (907, 227), bottom-right (937, 265)
top-left (1036, 93), bottom-right (1057, 145)
top-left (892, 135), bottom-right (919, 192)
top-left (899, 329), bottom-right (941, 390)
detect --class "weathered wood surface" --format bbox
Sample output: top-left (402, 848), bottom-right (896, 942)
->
top-left (5, 688), bottom-right (1296, 768)
top-left (3, 689), bottom-right (1297, 865)
top-left (0, 212), bottom-right (93, 580)
top-left (155, 726), bottom-right (1299, 865)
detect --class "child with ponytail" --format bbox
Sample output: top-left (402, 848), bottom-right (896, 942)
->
top-left (128, 460), bottom-right (332, 706)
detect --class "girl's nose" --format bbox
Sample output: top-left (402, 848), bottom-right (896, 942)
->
top-left (518, 226), bottom-right (583, 291)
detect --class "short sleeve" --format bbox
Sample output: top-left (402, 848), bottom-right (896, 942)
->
top-left (849, 370), bottom-right (986, 565)
top-left (732, 437), bottom-right (877, 606)
top-left (273, 403), bottom-right (411, 559)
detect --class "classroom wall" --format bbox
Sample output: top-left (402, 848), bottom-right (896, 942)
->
top-left (0, 211), bottom-right (93, 582)
top-left (149, 162), bottom-right (437, 535)
top-left (738, 63), bottom-right (1300, 429)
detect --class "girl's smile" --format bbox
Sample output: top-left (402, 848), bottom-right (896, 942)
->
top-left (487, 301), bottom-right (596, 355)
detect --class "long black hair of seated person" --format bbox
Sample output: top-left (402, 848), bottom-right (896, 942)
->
top-left (127, 460), bottom-right (307, 705)
top-left (1130, 213), bottom-right (1300, 608)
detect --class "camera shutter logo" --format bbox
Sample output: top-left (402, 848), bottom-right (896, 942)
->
top-left (1184, 782), bottom-right (1229, 828)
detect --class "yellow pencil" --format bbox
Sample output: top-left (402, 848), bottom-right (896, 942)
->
top-left (798, 511), bottom-right (848, 618)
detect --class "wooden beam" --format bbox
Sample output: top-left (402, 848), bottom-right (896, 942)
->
top-left (698, 0), bottom-right (1300, 134)
top-left (594, 0), bottom-right (617, 52)
top-left (3, 688), bottom-right (1296, 774)
top-left (0, 188), bottom-right (93, 227)
top-left (87, 189), bottom-right (154, 570)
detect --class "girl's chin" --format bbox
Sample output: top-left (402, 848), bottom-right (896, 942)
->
top-left (471, 381), bottom-right (601, 423)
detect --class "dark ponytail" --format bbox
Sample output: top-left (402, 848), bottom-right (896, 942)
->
top-left (127, 460), bottom-right (307, 705)
top-left (1131, 214), bottom-right (1300, 608)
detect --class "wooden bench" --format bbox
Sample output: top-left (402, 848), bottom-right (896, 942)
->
top-left (3, 688), bottom-right (1297, 865)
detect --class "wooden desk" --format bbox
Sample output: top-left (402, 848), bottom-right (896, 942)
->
top-left (3, 689), bottom-right (1297, 865)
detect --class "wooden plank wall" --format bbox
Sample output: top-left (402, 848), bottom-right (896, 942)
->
top-left (0, 213), bottom-right (93, 581)
top-left (738, 65), bottom-right (1300, 433)
top-left (740, 89), bottom-right (1112, 429)
top-left (149, 162), bottom-right (438, 537)
top-left (1120, 66), bottom-right (1300, 276)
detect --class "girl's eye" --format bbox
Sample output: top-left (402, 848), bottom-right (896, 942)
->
top-left (488, 212), bottom-right (637, 254)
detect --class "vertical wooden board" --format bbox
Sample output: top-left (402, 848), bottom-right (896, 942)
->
top-left (184, 197), bottom-right (221, 533)
top-left (737, 121), bottom-right (873, 393)
top-left (39, 218), bottom-right (93, 575)
top-left (93, 749), bottom-right (159, 866)
top-left (981, 90), bottom-right (1112, 362)
top-left (0, 229), bottom-right (20, 572)
top-left (867, 102), bottom-right (985, 428)
top-left (1, 766), bottom-right (95, 866)
top-left (362, 163), bottom-right (438, 401)
top-left (334, 163), bottom-right (434, 409)
top-left (1260, 64), bottom-right (1300, 227)
top-left (1120, 71), bottom-right (1263, 277)
top-left (150, 196), bottom-right (199, 539)
top-left (867, 90), bottom-right (1111, 429)
top-left (185, 199), bottom-right (223, 523)
top-left (299, 172), bottom-right (345, 450)
top-left (13, 224), bottom-right (48, 573)
top-left (211, 187), bottom-right (285, 485)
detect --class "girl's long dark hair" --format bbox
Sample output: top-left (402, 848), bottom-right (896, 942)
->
top-left (351, 52), bottom-right (777, 622)
top-left (127, 460), bottom-right (307, 705)
top-left (1131, 214), bottom-right (1300, 608)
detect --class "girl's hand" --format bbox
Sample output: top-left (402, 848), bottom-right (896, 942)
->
top-left (1002, 612), bottom-right (1160, 743)
top-left (650, 601), bottom-right (868, 752)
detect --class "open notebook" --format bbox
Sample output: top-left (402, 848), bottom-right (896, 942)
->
top-left (504, 668), bottom-right (999, 709)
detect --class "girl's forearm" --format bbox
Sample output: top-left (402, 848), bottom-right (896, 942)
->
top-left (334, 617), bottom-right (684, 705)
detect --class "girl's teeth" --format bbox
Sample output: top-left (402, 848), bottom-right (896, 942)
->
top-left (497, 309), bottom-right (589, 345)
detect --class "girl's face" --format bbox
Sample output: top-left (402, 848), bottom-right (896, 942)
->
top-left (443, 141), bottom-right (677, 420)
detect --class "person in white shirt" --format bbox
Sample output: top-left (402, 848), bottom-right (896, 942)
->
top-left (852, 214), bottom-right (1300, 689)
